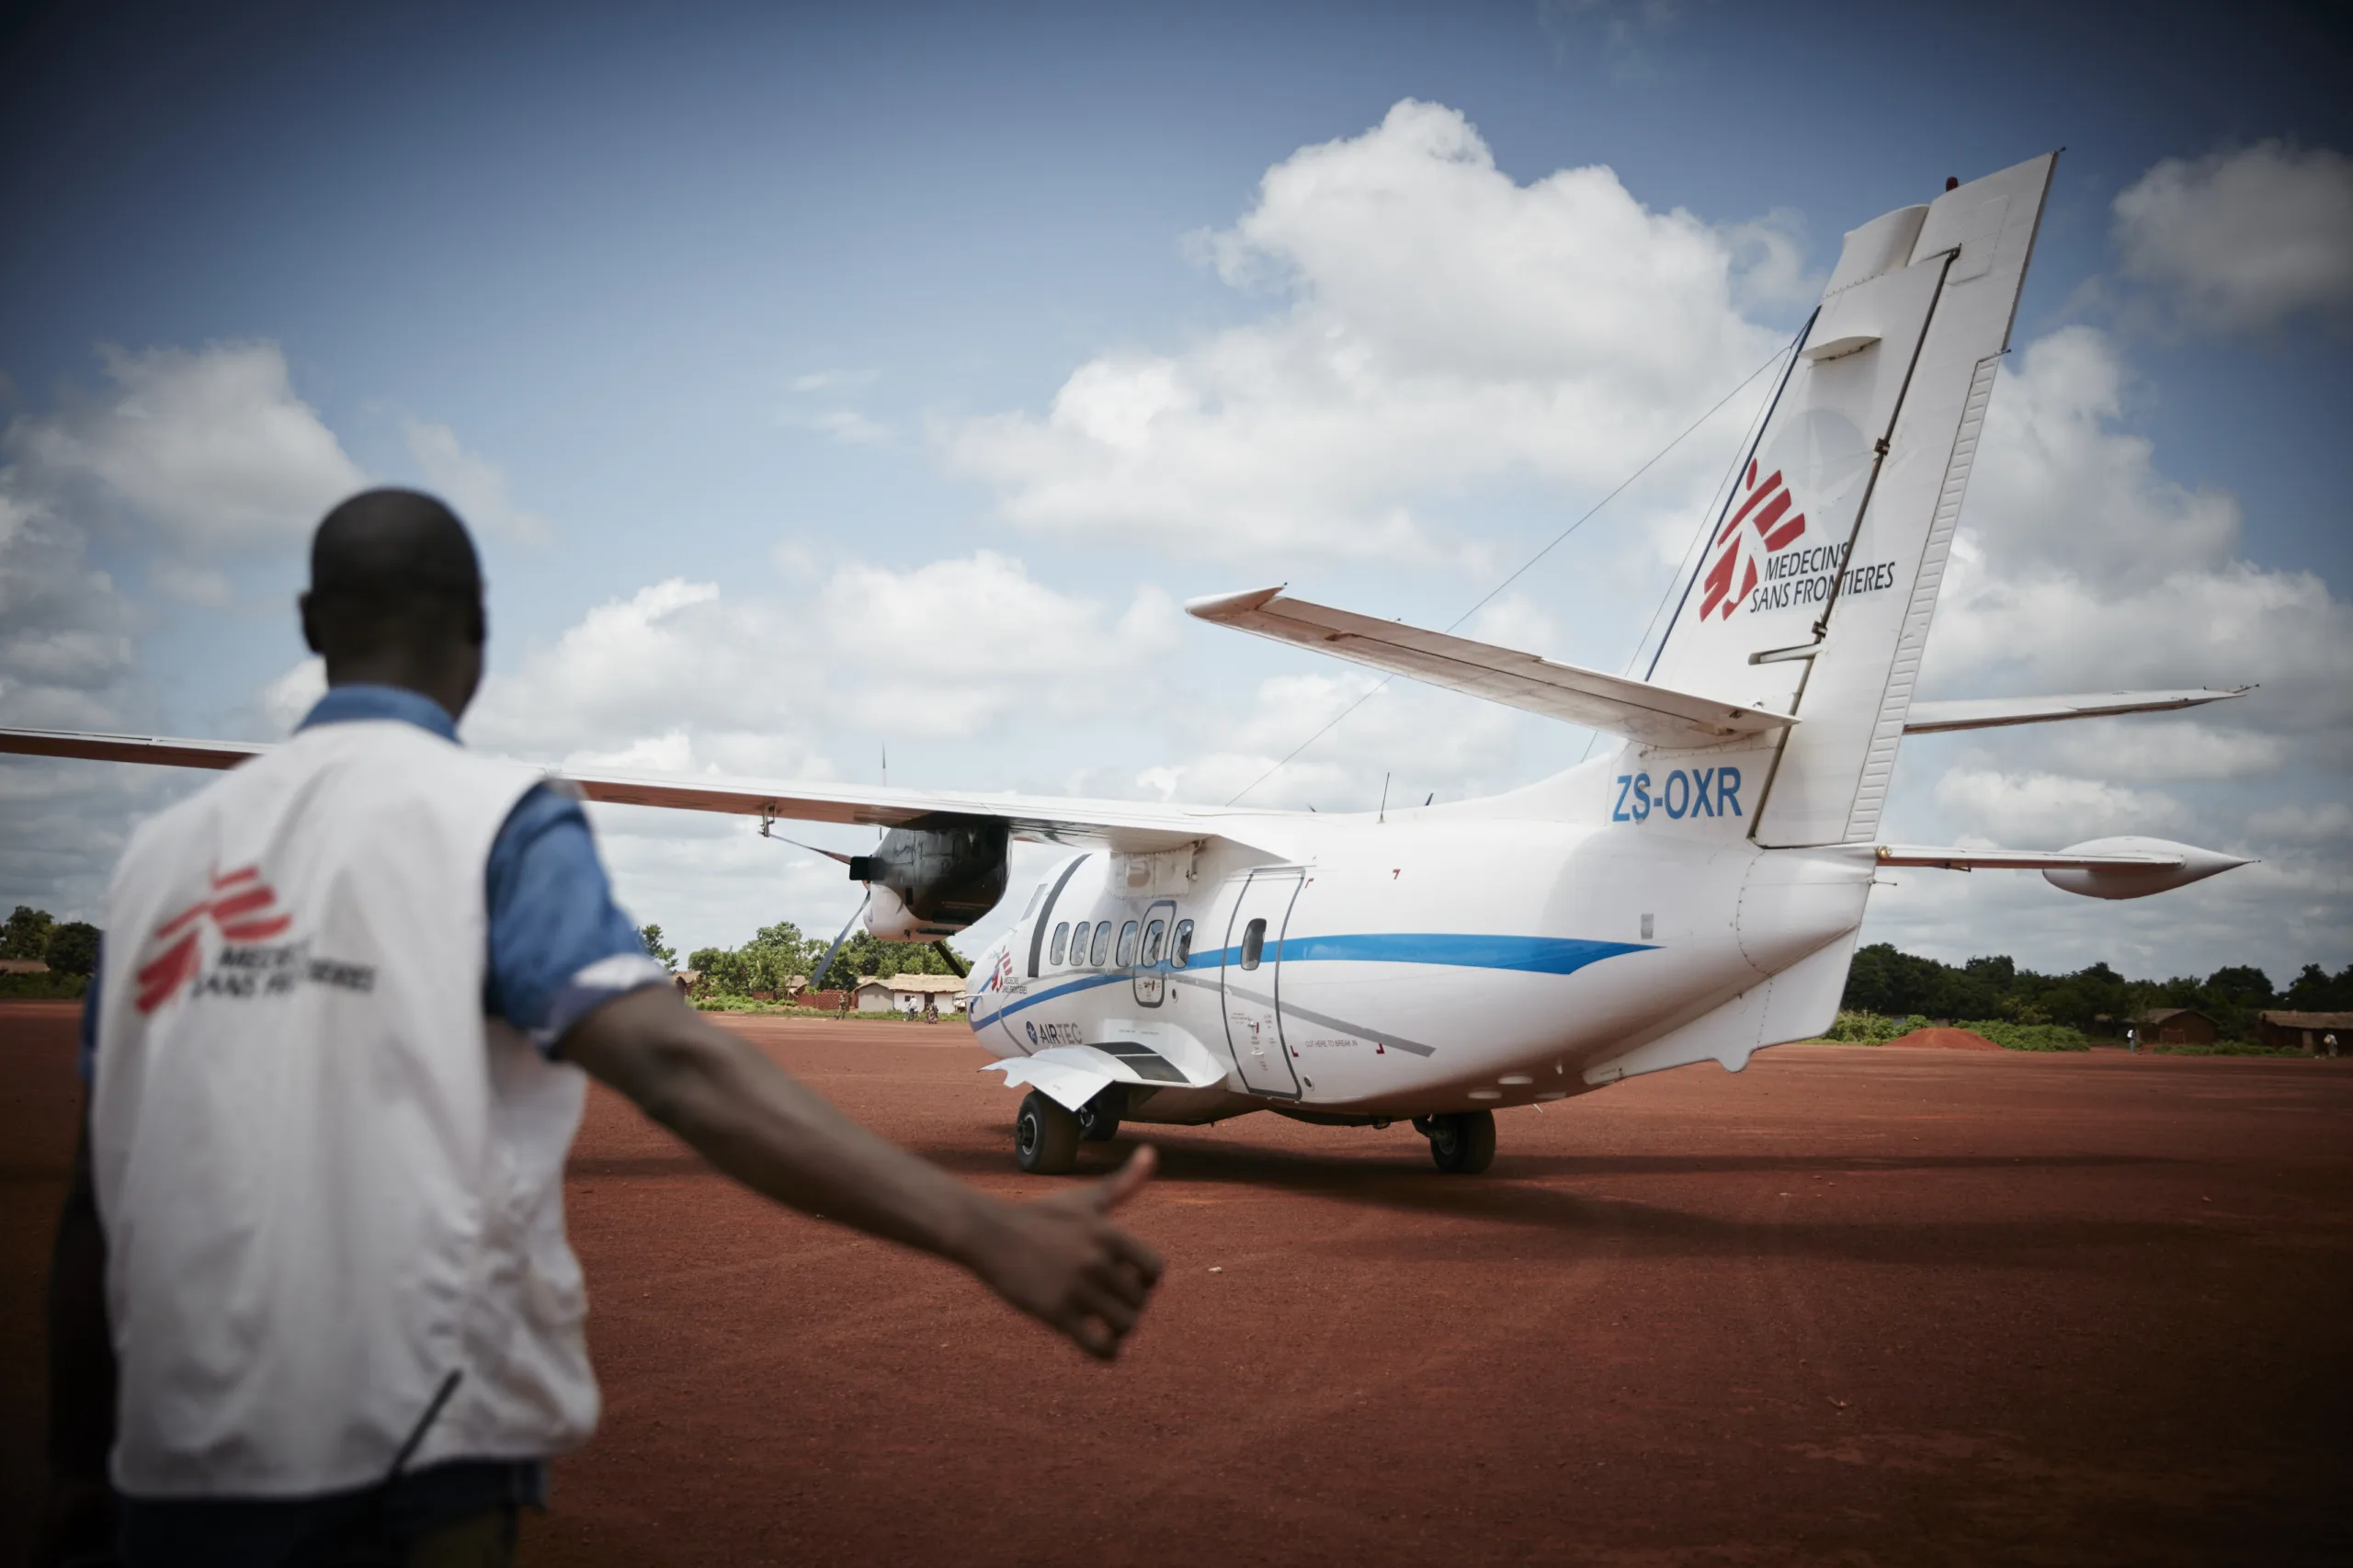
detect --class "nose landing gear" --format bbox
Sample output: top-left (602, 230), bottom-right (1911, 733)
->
top-left (1413, 1110), bottom-right (1496, 1175)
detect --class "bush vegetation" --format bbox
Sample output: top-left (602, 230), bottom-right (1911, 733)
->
top-left (676, 920), bottom-right (965, 1001)
top-left (1817, 1009), bottom-right (2089, 1051)
top-left (1842, 943), bottom-right (2352, 1043)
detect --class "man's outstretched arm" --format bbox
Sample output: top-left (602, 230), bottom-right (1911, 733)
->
top-left (561, 985), bottom-right (1162, 1358)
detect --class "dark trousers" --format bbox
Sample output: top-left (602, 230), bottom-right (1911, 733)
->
top-left (115, 1460), bottom-right (539, 1568)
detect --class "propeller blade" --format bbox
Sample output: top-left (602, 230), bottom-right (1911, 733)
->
top-left (931, 939), bottom-right (969, 979)
top-left (810, 892), bottom-right (870, 991)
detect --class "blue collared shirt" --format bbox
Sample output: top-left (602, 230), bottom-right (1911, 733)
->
top-left (82, 684), bottom-right (662, 1075)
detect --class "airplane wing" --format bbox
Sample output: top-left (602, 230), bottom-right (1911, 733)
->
top-left (1902, 687), bottom-right (2251, 733)
top-left (1187, 585), bottom-right (1796, 748)
top-left (0, 726), bottom-right (1281, 855)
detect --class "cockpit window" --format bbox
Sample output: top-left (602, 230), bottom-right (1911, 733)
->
top-left (1170, 919), bottom-right (1194, 968)
top-left (1142, 918), bottom-right (1166, 966)
top-left (1116, 921), bottom-right (1141, 967)
top-left (1239, 917), bottom-right (1267, 970)
top-left (1049, 923), bottom-right (1069, 965)
top-left (1089, 921), bottom-right (1112, 967)
top-left (1069, 921), bottom-right (1090, 967)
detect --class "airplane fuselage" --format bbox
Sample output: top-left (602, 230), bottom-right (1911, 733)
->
top-left (963, 750), bottom-right (1875, 1125)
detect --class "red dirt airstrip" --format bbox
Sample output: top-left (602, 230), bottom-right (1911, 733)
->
top-left (1885, 1027), bottom-right (2005, 1051)
top-left (5, 1002), bottom-right (2349, 1567)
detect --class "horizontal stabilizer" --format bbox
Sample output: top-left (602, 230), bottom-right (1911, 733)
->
top-left (1879, 836), bottom-right (2250, 900)
top-left (1903, 687), bottom-right (2251, 734)
top-left (1186, 586), bottom-right (1797, 747)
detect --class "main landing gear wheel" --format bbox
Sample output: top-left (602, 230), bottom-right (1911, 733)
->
top-left (1015, 1090), bottom-right (1081, 1175)
top-left (1416, 1110), bottom-right (1496, 1175)
top-left (1076, 1085), bottom-right (1126, 1143)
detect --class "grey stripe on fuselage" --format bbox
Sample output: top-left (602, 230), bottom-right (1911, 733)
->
top-left (1167, 971), bottom-right (1438, 1058)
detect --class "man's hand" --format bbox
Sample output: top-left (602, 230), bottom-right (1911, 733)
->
top-left (563, 987), bottom-right (1165, 1360)
top-left (958, 1147), bottom-right (1162, 1360)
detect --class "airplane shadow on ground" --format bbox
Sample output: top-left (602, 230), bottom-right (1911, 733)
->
top-left (565, 1131), bottom-right (2215, 1271)
top-left (919, 1136), bottom-right (2212, 1271)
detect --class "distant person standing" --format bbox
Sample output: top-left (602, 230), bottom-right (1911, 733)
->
top-left (43, 491), bottom-right (1161, 1568)
top-left (2126, 1024), bottom-right (2138, 1054)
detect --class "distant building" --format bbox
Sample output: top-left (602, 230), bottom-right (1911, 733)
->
top-left (2256, 1010), bottom-right (2353, 1055)
top-left (854, 973), bottom-right (968, 1015)
top-left (2131, 1007), bottom-right (2218, 1046)
top-left (0, 958), bottom-right (50, 976)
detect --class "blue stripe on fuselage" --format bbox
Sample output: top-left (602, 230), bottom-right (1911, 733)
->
top-left (984, 932), bottom-right (1653, 1021)
top-left (1275, 933), bottom-right (1652, 972)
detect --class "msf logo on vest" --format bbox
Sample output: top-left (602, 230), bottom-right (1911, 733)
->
top-left (133, 866), bottom-right (377, 1015)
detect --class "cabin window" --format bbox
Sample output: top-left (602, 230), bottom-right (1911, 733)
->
top-left (1068, 922), bottom-right (1090, 966)
top-left (1049, 923), bottom-right (1070, 965)
top-left (1170, 919), bottom-right (1194, 968)
top-left (1116, 921), bottom-right (1141, 967)
top-left (1142, 918), bottom-right (1166, 966)
top-left (1089, 921), bottom-right (1113, 967)
top-left (1239, 917), bottom-right (1267, 970)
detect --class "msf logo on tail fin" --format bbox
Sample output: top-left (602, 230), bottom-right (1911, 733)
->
top-left (1700, 461), bottom-right (1808, 622)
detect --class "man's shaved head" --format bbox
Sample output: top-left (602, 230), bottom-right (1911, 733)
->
top-left (311, 488), bottom-right (482, 602)
top-left (301, 489), bottom-right (489, 719)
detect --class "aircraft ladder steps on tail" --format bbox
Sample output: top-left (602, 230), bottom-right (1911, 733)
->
top-left (0, 152), bottom-right (2256, 1176)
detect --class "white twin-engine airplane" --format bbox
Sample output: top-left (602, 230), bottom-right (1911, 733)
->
top-left (3, 153), bottom-right (2256, 1176)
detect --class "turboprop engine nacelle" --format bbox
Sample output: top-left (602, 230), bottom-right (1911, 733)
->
top-left (850, 817), bottom-right (1009, 937)
top-left (2043, 837), bottom-right (2251, 901)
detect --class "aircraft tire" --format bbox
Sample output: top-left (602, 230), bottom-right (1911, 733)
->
top-left (1426, 1110), bottom-right (1496, 1175)
top-left (1016, 1090), bottom-right (1081, 1175)
top-left (1077, 1085), bottom-right (1125, 1143)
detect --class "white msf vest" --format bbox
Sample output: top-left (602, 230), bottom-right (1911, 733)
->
top-left (92, 719), bottom-right (600, 1498)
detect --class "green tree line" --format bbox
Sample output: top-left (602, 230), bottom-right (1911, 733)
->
top-left (1, 905), bottom-right (103, 997)
top-left (1842, 943), bottom-right (2352, 1041)
top-left (663, 919), bottom-right (965, 999)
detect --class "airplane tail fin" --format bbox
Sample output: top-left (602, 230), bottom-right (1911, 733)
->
top-left (1646, 153), bottom-right (2055, 846)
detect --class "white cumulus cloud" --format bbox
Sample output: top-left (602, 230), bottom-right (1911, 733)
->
top-left (455, 551), bottom-right (1182, 764)
top-left (2112, 141), bottom-right (2353, 335)
top-left (404, 420), bottom-right (555, 545)
top-left (6, 342), bottom-right (363, 554)
top-left (943, 98), bottom-right (1786, 563)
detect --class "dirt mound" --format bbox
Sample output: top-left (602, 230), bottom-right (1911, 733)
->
top-left (1887, 1026), bottom-right (2006, 1051)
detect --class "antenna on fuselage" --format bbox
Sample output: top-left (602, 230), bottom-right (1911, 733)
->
top-left (1379, 772), bottom-right (1390, 824)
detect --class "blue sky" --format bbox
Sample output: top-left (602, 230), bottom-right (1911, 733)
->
top-left (4, 0), bottom-right (2348, 983)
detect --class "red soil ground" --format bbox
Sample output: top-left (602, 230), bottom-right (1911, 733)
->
top-left (6, 1002), bottom-right (2350, 1566)
top-left (1883, 1027), bottom-right (2006, 1051)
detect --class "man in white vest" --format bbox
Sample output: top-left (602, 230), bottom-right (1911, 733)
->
top-left (43, 490), bottom-right (1162, 1567)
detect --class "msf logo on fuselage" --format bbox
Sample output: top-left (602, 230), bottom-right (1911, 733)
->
top-left (1701, 460), bottom-right (1807, 621)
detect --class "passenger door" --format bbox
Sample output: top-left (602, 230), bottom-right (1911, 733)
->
top-left (1221, 870), bottom-right (1302, 1096)
top-left (1131, 899), bottom-right (1175, 1007)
